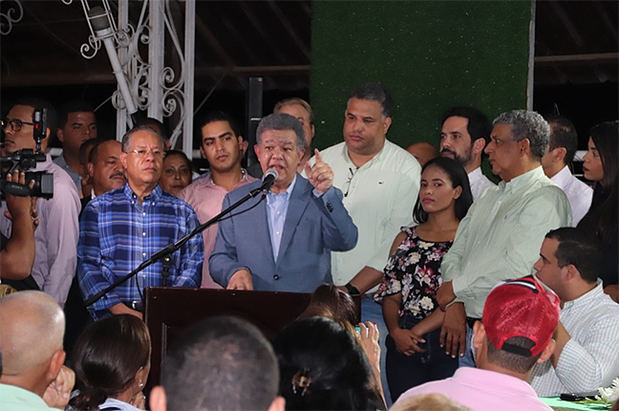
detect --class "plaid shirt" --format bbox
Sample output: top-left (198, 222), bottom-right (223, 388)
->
top-left (78, 184), bottom-right (203, 320)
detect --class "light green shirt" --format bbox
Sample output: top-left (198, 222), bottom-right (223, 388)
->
top-left (0, 383), bottom-right (59, 411)
top-left (441, 166), bottom-right (571, 319)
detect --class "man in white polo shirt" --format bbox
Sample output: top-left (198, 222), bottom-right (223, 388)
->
top-left (317, 83), bottom-right (421, 402)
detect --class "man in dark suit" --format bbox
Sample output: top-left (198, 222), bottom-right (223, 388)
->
top-left (210, 113), bottom-right (358, 292)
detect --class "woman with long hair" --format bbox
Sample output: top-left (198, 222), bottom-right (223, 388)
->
top-left (274, 316), bottom-right (386, 410)
top-left (578, 120), bottom-right (618, 302)
top-left (69, 315), bottom-right (151, 411)
top-left (375, 157), bottom-right (473, 402)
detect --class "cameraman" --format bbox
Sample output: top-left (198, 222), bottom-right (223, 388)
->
top-left (0, 98), bottom-right (80, 306)
top-left (0, 170), bottom-right (38, 288)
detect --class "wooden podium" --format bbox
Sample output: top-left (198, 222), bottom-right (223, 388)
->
top-left (144, 287), bottom-right (312, 385)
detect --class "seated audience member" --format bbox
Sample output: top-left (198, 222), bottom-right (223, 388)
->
top-left (390, 393), bottom-right (470, 411)
top-left (530, 227), bottom-right (619, 396)
top-left (298, 283), bottom-right (383, 399)
top-left (1, 97), bottom-right (80, 306)
top-left (149, 316), bottom-right (285, 411)
top-left (54, 100), bottom-right (98, 194)
top-left (577, 120), bottom-right (618, 301)
top-left (395, 276), bottom-right (559, 411)
top-left (209, 113), bottom-right (357, 292)
top-left (178, 111), bottom-right (256, 288)
top-left (78, 138), bottom-right (98, 201)
top-left (274, 97), bottom-right (316, 173)
top-left (0, 290), bottom-right (75, 410)
top-left (406, 141), bottom-right (438, 167)
top-left (274, 316), bottom-right (386, 410)
top-left (78, 126), bottom-right (203, 320)
top-left (437, 110), bottom-right (571, 365)
top-left (439, 106), bottom-right (494, 200)
top-left (0, 170), bottom-right (38, 292)
top-left (159, 150), bottom-right (192, 196)
top-left (375, 157), bottom-right (473, 402)
top-left (541, 115), bottom-right (592, 225)
top-left (69, 315), bottom-right (151, 411)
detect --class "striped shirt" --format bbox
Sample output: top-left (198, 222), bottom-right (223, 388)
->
top-left (530, 282), bottom-right (619, 396)
top-left (78, 184), bottom-right (203, 320)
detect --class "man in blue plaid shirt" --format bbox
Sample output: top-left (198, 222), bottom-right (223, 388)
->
top-left (78, 126), bottom-right (203, 320)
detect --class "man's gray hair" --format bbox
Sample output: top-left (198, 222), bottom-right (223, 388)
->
top-left (120, 125), bottom-right (165, 152)
top-left (256, 113), bottom-right (305, 152)
top-left (493, 110), bottom-right (550, 160)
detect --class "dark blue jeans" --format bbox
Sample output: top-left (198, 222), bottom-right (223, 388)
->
top-left (386, 320), bottom-right (458, 403)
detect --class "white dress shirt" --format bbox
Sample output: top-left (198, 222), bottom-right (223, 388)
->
top-left (530, 282), bottom-right (619, 396)
top-left (467, 166), bottom-right (495, 200)
top-left (318, 140), bottom-right (421, 287)
top-left (550, 165), bottom-right (593, 225)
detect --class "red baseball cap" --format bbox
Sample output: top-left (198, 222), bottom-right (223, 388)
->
top-left (483, 275), bottom-right (560, 357)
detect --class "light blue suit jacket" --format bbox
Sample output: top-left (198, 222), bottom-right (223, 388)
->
top-left (209, 175), bottom-right (358, 292)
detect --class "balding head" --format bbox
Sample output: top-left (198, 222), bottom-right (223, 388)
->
top-left (0, 291), bottom-right (65, 394)
top-left (406, 142), bottom-right (437, 166)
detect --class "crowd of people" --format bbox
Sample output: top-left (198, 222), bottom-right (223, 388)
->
top-left (0, 82), bottom-right (618, 410)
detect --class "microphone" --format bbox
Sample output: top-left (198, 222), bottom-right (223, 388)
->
top-left (260, 168), bottom-right (278, 191)
top-left (88, 7), bottom-right (138, 116)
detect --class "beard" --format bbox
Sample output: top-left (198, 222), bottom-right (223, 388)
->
top-left (440, 147), bottom-right (472, 168)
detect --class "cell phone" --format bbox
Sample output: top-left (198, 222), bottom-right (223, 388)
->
top-left (559, 393), bottom-right (597, 402)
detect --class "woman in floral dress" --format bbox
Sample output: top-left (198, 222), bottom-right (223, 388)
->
top-left (375, 157), bottom-right (473, 402)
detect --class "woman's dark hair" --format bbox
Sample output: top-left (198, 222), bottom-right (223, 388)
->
top-left (413, 156), bottom-right (473, 224)
top-left (298, 283), bottom-right (358, 330)
top-left (578, 121), bottom-right (618, 254)
top-left (164, 149), bottom-right (193, 171)
top-left (69, 315), bottom-right (151, 411)
top-left (274, 316), bottom-right (385, 410)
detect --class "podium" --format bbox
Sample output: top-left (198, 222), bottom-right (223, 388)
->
top-left (144, 287), bottom-right (312, 385)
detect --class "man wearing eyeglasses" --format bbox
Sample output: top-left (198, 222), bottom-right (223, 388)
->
top-left (0, 98), bottom-right (80, 307)
top-left (77, 126), bottom-right (203, 321)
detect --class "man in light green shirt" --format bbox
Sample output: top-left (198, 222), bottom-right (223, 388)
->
top-left (0, 291), bottom-right (73, 410)
top-left (436, 110), bottom-right (571, 365)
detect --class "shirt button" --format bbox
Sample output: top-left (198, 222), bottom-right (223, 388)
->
top-left (143, 212), bottom-right (146, 216)
top-left (142, 232), bottom-right (146, 236)
top-left (142, 252), bottom-right (147, 257)
top-left (273, 274), bottom-right (280, 280)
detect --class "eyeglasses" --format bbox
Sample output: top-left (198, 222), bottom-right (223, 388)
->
top-left (127, 148), bottom-right (164, 158)
top-left (1, 118), bottom-right (35, 132)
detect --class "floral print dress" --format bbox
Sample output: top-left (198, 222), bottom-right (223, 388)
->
top-left (375, 225), bottom-right (453, 328)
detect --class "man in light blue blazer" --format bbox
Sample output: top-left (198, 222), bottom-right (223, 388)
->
top-left (209, 113), bottom-right (358, 292)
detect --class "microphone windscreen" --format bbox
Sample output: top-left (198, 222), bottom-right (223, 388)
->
top-left (263, 167), bottom-right (278, 181)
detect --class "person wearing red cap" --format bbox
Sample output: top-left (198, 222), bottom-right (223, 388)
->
top-left (393, 275), bottom-right (559, 411)
top-left (530, 227), bottom-right (619, 397)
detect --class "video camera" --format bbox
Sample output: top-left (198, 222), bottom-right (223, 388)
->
top-left (0, 107), bottom-right (54, 199)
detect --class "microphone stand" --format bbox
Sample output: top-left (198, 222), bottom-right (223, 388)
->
top-left (84, 184), bottom-right (269, 307)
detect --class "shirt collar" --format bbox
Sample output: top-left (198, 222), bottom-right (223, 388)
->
top-left (268, 174), bottom-right (297, 198)
top-left (562, 280), bottom-right (603, 310)
top-left (550, 165), bottom-right (571, 185)
top-left (123, 183), bottom-right (162, 201)
top-left (343, 140), bottom-right (387, 169)
top-left (498, 166), bottom-right (545, 193)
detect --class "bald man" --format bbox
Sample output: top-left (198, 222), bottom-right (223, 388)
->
top-left (406, 142), bottom-right (438, 166)
top-left (0, 291), bottom-right (74, 410)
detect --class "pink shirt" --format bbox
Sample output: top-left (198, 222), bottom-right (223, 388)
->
top-left (178, 171), bottom-right (256, 288)
top-left (394, 367), bottom-right (552, 411)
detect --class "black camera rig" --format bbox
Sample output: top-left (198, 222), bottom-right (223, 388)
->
top-left (0, 107), bottom-right (54, 199)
